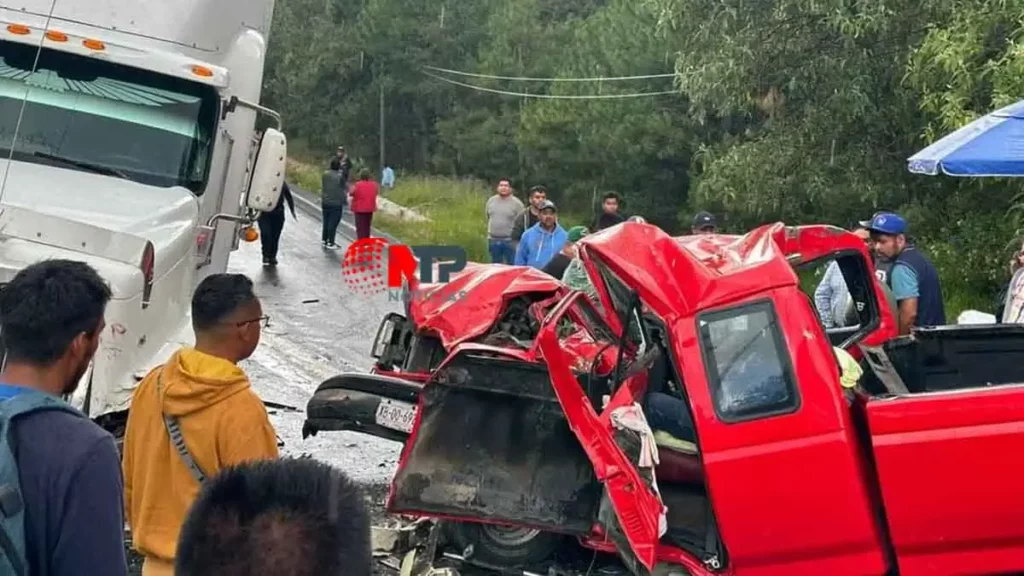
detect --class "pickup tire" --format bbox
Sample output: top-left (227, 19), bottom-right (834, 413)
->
top-left (448, 522), bottom-right (563, 568)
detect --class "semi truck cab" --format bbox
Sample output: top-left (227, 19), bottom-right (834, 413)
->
top-left (0, 0), bottom-right (286, 429)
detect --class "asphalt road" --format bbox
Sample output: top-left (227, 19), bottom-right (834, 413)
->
top-left (227, 192), bottom-right (404, 483)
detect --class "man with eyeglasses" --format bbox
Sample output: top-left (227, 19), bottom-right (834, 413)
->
top-left (123, 273), bottom-right (279, 576)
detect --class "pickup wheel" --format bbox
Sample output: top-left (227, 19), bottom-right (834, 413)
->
top-left (448, 522), bottom-right (563, 567)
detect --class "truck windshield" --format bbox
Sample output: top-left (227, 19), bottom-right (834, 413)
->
top-left (0, 40), bottom-right (217, 193)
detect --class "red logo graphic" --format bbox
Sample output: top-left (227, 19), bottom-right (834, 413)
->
top-left (342, 238), bottom-right (389, 295)
top-left (342, 238), bottom-right (468, 297)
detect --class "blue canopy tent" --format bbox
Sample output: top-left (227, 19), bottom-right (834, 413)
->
top-left (908, 100), bottom-right (1024, 177)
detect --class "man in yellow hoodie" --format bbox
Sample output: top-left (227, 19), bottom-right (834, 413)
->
top-left (123, 273), bottom-right (280, 575)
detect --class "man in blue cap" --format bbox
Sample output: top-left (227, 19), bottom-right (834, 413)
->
top-left (858, 212), bottom-right (895, 284)
top-left (867, 212), bottom-right (945, 334)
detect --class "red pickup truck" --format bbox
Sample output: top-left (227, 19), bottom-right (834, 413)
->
top-left (306, 223), bottom-right (1024, 576)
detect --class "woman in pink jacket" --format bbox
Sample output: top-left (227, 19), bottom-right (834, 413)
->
top-left (349, 169), bottom-right (379, 240)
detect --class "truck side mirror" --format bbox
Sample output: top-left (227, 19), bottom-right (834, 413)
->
top-left (246, 128), bottom-right (287, 212)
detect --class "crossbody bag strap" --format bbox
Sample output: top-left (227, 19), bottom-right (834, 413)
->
top-left (156, 374), bottom-right (207, 484)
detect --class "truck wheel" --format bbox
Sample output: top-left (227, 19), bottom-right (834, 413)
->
top-left (448, 522), bottom-right (562, 567)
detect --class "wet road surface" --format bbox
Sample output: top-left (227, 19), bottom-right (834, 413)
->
top-left (127, 199), bottom-right (404, 573)
top-left (228, 201), bottom-right (405, 484)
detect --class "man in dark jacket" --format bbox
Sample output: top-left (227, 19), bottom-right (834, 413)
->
top-left (256, 181), bottom-right (296, 266)
top-left (592, 192), bottom-right (625, 231)
top-left (511, 185), bottom-right (547, 245)
top-left (336, 146), bottom-right (353, 187)
top-left (867, 212), bottom-right (945, 334)
top-left (321, 159), bottom-right (348, 249)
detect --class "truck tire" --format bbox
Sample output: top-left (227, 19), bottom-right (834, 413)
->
top-left (448, 522), bottom-right (563, 568)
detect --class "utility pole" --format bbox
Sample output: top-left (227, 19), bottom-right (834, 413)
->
top-left (379, 82), bottom-right (385, 174)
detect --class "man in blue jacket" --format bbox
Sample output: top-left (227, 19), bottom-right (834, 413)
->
top-left (515, 200), bottom-right (568, 269)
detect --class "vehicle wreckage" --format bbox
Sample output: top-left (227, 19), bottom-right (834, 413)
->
top-left (305, 222), bottom-right (1024, 576)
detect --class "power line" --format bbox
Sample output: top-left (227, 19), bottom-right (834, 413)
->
top-left (424, 65), bottom-right (676, 83)
top-left (422, 70), bottom-right (677, 99)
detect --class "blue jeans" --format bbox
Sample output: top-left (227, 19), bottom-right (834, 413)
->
top-left (645, 392), bottom-right (696, 443)
top-left (489, 239), bottom-right (515, 264)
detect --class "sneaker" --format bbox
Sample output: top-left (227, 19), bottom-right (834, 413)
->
top-left (321, 240), bottom-right (328, 248)
top-left (327, 242), bottom-right (340, 250)
top-left (262, 258), bottom-right (271, 266)
top-left (270, 258), bottom-right (278, 266)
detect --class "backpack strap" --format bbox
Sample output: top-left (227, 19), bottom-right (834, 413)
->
top-left (0, 389), bottom-right (83, 420)
top-left (0, 389), bottom-right (82, 576)
top-left (155, 375), bottom-right (207, 484)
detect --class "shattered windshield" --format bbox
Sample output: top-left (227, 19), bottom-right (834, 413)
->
top-left (0, 40), bottom-right (218, 192)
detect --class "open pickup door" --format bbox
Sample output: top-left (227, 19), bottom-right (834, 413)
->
top-left (387, 290), bottom-right (668, 574)
top-left (535, 292), bottom-right (665, 576)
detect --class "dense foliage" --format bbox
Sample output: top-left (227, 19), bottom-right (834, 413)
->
top-left (264, 0), bottom-right (1024, 312)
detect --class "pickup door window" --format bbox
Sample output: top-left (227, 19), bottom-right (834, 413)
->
top-left (699, 302), bottom-right (800, 422)
top-left (681, 292), bottom-right (890, 575)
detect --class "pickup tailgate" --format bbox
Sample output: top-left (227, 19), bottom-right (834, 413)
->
top-left (866, 386), bottom-right (1024, 575)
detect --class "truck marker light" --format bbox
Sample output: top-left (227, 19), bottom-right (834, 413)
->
top-left (83, 39), bottom-right (106, 51)
top-left (6, 24), bottom-right (30, 35)
top-left (191, 65), bottom-right (214, 78)
top-left (44, 30), bottom-right (68, 42)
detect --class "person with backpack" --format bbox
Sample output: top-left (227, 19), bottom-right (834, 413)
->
top-left (122, 274), bottom-right (279, 576)
top-left (0, 260), bottom-right (127, 576)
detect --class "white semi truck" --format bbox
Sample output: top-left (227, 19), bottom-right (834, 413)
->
top-left (0, 0), bottom-right (287, 433)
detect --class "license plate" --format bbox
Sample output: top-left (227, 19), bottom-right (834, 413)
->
top-left (375, 399), bottom-right (416, 433)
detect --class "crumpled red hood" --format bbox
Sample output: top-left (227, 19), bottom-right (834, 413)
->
top-left (408, 263), bottom-right (566, 349)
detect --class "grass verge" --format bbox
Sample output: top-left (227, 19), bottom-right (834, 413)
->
top-left (287, 159), bottom-right (589, 263)
top-left (373, 177), bottom-right (491, 262)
